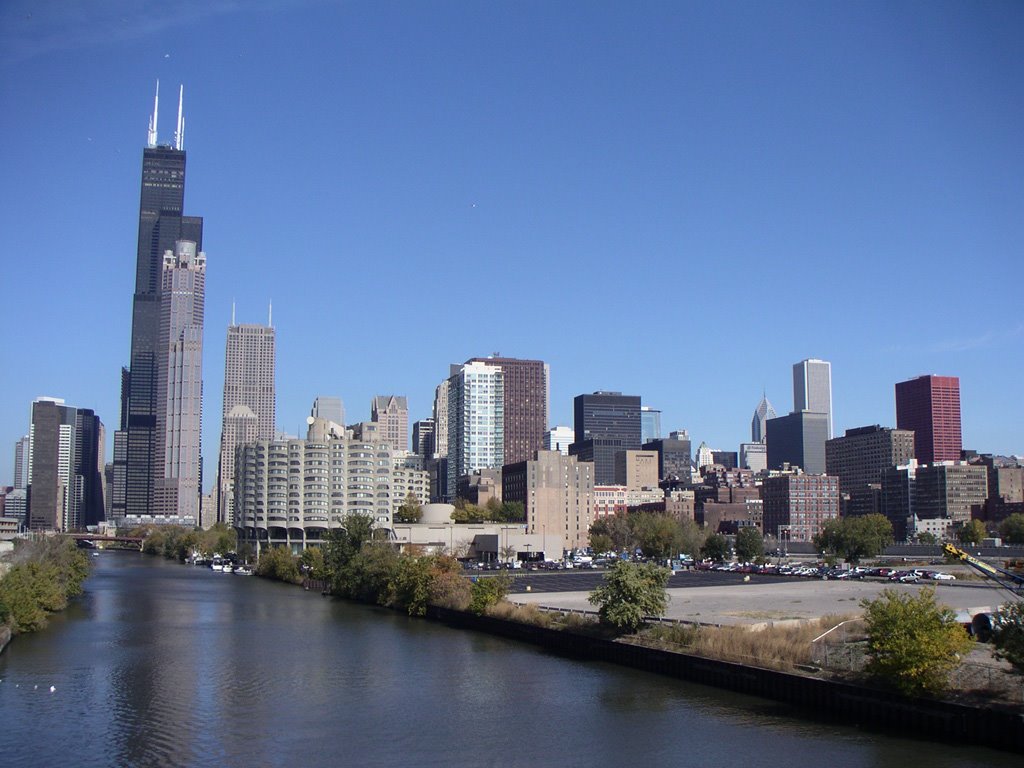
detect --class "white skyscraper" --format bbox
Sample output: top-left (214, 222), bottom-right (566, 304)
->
top-left (217, 318), bottom-right (276, 525)
top-left (154, 240), bottom-right (206, 521)
top-left (793, 358), bottom-right (833, 438)
top-left (447, 361), bottom-right (504, 497)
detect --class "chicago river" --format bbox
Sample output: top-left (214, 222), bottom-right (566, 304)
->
top-left (0, 552), bottom-right (1016, 767)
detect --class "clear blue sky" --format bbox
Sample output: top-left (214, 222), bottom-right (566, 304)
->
top-left (1, 1), bottom-right (1022, 489)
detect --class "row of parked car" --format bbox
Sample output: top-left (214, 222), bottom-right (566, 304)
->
top-left (692, 561), bottom-right (957, 582)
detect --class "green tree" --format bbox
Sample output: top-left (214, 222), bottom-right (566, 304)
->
top-left (0, 537), bottom-right (90, 634)
top-left (588, 560), bottom-right (670, 632)
top-left (498, 501), bottom-right (525, 522)
top-left (991, 601), bottom-right (1024, 675)
top-left (337, 544), bottom-right (401, 604)
top-left (814, 514), bottom-right (893, 564)
top-left (631, 512), bottom-right (686, 559)
top-left (255, 546), bottom-right (302, 584)
top-left (701, 533), bottom-right (729, 562)
top-left (861, 587), bottom-right (973, 696)
top-left (389, 554), bottom-right (464, 616)
top-left (916, 531), bottom-right (938, 545)
top-left (957, 519), bottom-right (987, 546)
top-left (999, 513), bottom-right (1024, 545)
top-left (588, 514), bottom-right (633, 553)
top-left (300, 547), bottom-right (329, 580)
top-left (734, 527), bottom-right (764, 562)
top-left (394, 492), bottom-right (423, 523)
top-left (323, 514), bottom-right (376, 592)
top-left (469, 572), bottom-right (512, 615)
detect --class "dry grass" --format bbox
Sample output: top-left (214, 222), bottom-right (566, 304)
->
top-left (638, 614), bottom-right (858, 672)
top-left (486, 601), bottom-right (557, 628)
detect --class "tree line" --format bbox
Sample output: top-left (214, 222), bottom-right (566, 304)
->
top-left (0, 537), bottom-right (90, 634)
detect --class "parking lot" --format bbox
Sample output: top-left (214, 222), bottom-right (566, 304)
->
top-left (508, 568), bottom-right (1013, 627)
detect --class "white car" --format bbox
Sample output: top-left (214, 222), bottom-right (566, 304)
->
top-left (932, 572), bottom-right (956, 581)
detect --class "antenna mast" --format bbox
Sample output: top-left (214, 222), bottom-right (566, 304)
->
top-left (147, 80), bottom-right (160, 147)
top-left (175, 85), bottom-right (184, 150)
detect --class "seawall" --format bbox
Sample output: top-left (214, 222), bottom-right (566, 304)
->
top-left (0, 624), bottom-right (11, 655)
top-left (427, 606), bottom-right (1024, 754)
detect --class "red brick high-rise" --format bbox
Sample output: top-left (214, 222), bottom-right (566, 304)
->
top-left (895, 375), bottom-right (962, 464)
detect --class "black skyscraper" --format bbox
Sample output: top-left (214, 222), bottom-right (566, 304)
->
top-left (569, 391), bottom-right (641, 485)
top-left (118, 87), bottom-right (202, 516)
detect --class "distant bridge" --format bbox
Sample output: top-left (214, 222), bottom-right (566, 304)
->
top-left (69, 533), bottom-right (144, 547)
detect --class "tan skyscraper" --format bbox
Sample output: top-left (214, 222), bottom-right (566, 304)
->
top-left (217, 317), bottom-right (276, 525)
top-left (372, 395), bottom-right (409, 453)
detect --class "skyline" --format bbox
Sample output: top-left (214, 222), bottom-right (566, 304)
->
top-left (2, 1), bottom-right (1023, 488)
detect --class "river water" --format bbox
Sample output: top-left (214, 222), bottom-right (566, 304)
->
top-left (0, 551), bottom-right (1016, 767)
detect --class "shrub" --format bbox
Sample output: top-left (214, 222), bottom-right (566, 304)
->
top-left (469, 572), bottom-right (512, 615)
top-left (861, 587), bottom-right (973, 696)
top-left (588, 560), bottom-right (669, 632)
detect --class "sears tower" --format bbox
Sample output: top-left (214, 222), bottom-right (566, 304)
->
top-left (112, 83), bottom-right (204, 520)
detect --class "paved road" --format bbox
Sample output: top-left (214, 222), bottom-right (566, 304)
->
top-left (505, 569), bottom-right (791, 594)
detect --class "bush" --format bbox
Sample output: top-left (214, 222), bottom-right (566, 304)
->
top-left (861, 587), bottom-right (973, 696)
top-left (991, 601), bottom-right (1024, 675)
top-left (469, 572), bottom-right (512, 615)
top-left (256, 546), bottom-right (302, 584)
top-left (588, 560), bottom-right (669, 632)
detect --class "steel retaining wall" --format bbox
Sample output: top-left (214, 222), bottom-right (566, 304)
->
top-left (428, 606), bottom-right (1024, 753)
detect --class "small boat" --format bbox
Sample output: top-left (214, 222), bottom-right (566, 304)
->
top-left (234, 565), bottom-right (254, 576)
top-left (210, 562), bottom-right (224, 571)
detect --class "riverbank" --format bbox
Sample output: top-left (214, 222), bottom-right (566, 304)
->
top-left (0, 624), bottom-right (11, 655)
top-left (425, 604), bottom-right (1024, 754)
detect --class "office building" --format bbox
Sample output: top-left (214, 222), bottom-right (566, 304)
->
top-left (739, 442), bottom-right (767, 473)
top-left (793, 359), bottom-right (833, 438)
top-left (13, 435), bottom-right (30, 489)
top-left (502, 451), bottom-right (594, 551)
top-left (217, 320), bottom-right (276, 524)
top-left (614, 450), bottom-right (659, 489)
top-left (695, 442), bottom-right (715, 470)
top-left (412, 419), bottom-right (435, 457)
top-left (432, 380), bottom-right (449, 458)
top-left (643, 431), bottom-right (692, 483)
top-left (466, 356), bottom-right (549, 465)
top-left (117, 84), bottom-right (203, 518)
top-left (27, 397), bottom-right (104, 531)
top-left (153, 240), bottom-right (206, 521)
top-left (883, 460), bottom-right (988, 541)
top-left (751, 394), bottom-right (776, 443)
top-left (640, 406), bottom-right (662, 444)
top-left (895, 375), bottom-right (962, 464)
top-left (545, 426), bottom-right (575, 455)
top-left (311, 396), bottom-right (344, 429)
top-left (447, 361), bottom-right (504, 496)
top-left (569, 392), bottom-right (641, 485)
top-left (766, 411), bottom-right (829, 475)
top-left (372, 395), bottom-right (409, 452)
top-left (711, 451), bottom-right (738, 470)
top-left (825, 425), bottom-right (915, 499)
top-left (762, 473), bottom-right (839, 544)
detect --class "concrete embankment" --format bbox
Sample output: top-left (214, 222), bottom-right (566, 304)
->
top-left (0, 625), bottom-right (11, 655)
top-left (426, 605), bottom-right (1024, 754)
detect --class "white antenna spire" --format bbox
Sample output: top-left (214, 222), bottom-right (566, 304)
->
top-left (175, 85), bottom-right (184, 150)
top-left (231, 300), bottom-right (236, 326)
top-left (268, 300), bottom-right (273, 327)
top-left (147, 80), bottom-right (160, 147)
